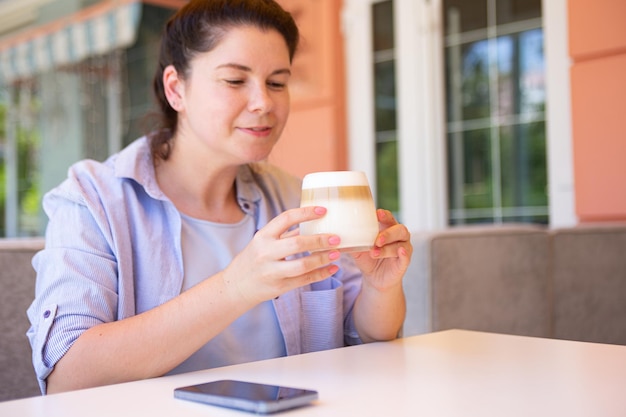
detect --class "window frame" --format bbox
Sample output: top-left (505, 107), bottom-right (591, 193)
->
top-left (343, 0), bottom-right (576, 229)
top-left (344, 0), bottom-right (446, 231)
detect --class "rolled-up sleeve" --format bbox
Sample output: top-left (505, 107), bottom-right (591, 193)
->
top-left (26, 187), bottom-right (119, 394)
top-left (25, 140), bottom-right (186, 395)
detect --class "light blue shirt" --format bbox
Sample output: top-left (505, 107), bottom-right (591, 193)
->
top-left (27, 137), bottom-right (363, 394)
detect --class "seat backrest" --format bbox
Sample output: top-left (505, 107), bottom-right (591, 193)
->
top-left (0, 238), bottom-right (44, 402)
top-left (403, 225), bottom-right (551, 338)
top-left (551, 224), bottom-right (626, 345)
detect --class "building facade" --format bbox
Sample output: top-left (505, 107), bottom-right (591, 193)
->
top-left (0, 0), bottom-right (624, 237)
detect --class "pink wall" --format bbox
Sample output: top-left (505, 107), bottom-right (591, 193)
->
top-left (269, 0), bottom-right (347, 179)
top-left (270, 0), bottom-right (626, 224)
top-left (569, 0), bottom-right (626, 222)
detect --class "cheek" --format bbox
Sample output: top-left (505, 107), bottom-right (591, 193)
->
top-left (190, 91), bottom-right (244, 122)
top-left (275, 93), bottom-right (291, 122)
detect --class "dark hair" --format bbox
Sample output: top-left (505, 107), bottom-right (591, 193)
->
top-left (149, 0), bottom-right (299, 160)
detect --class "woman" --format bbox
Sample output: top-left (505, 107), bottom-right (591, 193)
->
top-left (27, 0), bottom-right (412, 394)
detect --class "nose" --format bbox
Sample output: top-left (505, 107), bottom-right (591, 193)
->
top-left (248, 83), bottom-right (273, 114)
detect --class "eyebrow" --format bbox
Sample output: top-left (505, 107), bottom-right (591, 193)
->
top-left (216, 63), bottom-right (291, 76)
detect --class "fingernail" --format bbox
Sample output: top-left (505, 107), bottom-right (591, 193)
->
top-left (329, 250), bottom-right (341, 260)
top-left (372, 248), bottom-right (381, 257)
top-left (328, 236), bottom-right (340, 245)
top-left (328, 264), bottom-right (340, 274)
top-left (314, 206), bottom-right (326, 215)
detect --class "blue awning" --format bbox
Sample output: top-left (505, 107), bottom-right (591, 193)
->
top-left (0, 0), bottom-right (142, 85)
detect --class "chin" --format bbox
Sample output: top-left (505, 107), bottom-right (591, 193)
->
top-left (245, 147), bottom-right (275, 163)
top-left (248, 155), bottom-right (271, 164)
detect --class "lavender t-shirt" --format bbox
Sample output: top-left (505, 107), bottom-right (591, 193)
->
top-left (168, 212), bottom-right (286, 374)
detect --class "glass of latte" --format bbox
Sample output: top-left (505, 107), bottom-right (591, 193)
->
top-left (299, 171), bottom-right (379, 252)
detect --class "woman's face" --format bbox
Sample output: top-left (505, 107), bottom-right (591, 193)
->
top-left (170, 25), bottom-right (292, 166)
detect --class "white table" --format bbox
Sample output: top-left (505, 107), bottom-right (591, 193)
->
top-left (2, 329), bottom-right (626, 416)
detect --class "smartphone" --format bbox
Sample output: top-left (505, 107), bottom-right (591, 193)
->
top-left (174, 379), bottom-right (319, 414)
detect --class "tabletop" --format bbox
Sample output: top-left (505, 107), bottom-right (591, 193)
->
top-left (2, 329), bottom-right (626, 417)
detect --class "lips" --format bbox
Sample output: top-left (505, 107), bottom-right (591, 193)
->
top-left (239, 125), bottom-right (273, 137)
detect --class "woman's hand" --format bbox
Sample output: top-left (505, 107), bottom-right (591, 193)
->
top-left (222, 206), bottom-right (342, 305)
top-left (351, 209), bottom-right (413, 289)
top-left (350, 209), bottom-right (412, 343)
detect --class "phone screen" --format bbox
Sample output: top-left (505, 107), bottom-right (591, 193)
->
top-left (174, 379), bottom-right (319, 414)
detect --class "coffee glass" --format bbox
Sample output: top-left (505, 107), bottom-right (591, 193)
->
top-left (299, 171), bottom-right (379, 252)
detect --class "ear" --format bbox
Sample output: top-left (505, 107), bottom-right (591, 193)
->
top-left (163, 65), bottom-right (184, 111)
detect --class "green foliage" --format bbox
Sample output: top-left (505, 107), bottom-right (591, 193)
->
top-left (0, 90), bottom-right (42, 236)
top-left (376, 140), bottom-right (399, 212)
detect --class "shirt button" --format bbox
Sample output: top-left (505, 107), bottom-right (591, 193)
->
top-left (43, 310), bottom-right (51, 319)
top-left (243, 203), bottom-right (250, 210)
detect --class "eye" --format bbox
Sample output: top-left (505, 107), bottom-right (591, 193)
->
top-left (267, 81), bottom-right (286, 90)
top-left (225, 79), bottom-right (245, 86)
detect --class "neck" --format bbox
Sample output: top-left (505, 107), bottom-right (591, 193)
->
top-left (154, 143), bottom-right (244, 223)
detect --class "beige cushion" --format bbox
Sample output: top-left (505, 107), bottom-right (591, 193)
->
top-left (0, 238), bottom-right (44, 401)
top-left (403, 225), bottom-right (551, 338)
top-left (552, 224), bottom-right (626, 345)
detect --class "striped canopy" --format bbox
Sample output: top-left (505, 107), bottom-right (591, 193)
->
top-left (0, 0), bottom-right (142, 85)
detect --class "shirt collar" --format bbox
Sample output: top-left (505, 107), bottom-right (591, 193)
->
top-left (235, 164), bottom-right (263, 220)
top-left (112, 136), bottom-right (263, 218)
top-left (113, 136), bottom-right (166, 200)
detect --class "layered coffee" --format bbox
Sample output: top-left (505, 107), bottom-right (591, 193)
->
top-left (300, 171), bottom-right (379, 252)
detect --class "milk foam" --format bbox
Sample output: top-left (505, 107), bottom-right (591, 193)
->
top-left (301, 171), bottom-right (370, 189)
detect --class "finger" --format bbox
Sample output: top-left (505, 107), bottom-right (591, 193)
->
top-left (306, 263), bottom-right (340, 283)
top-left (280, 228), bottom-right (299, 239)
top-left (259, 206), bottom-right (327, 239)
top-left (272, 262), bottom-right (340, 296)
top-left (376, 209), bottom-right (399, 228)
top-left (286, 249), bottom-right (341, 277)
top-left (395, 244), bottom-right (413, 271)
top-left (272, 233), bottom-right (341, 262)
top-left (370, 241), bottom-right (412, 260)
top-left (374, 223), bottom-right (411, 248)
top-left (266, 249), bottom-right (341, 289)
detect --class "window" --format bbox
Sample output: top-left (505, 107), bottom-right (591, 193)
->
top-left (0, 82), bottom-right (41, 236)
top-left (444, 0), bottom-right (547, 224)
top-left (345, 0), bottom-right (574, 229)
top-left (0, 3), bottom-right (176, 237)
top-left (372, 1), bottom-right (399, 213)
